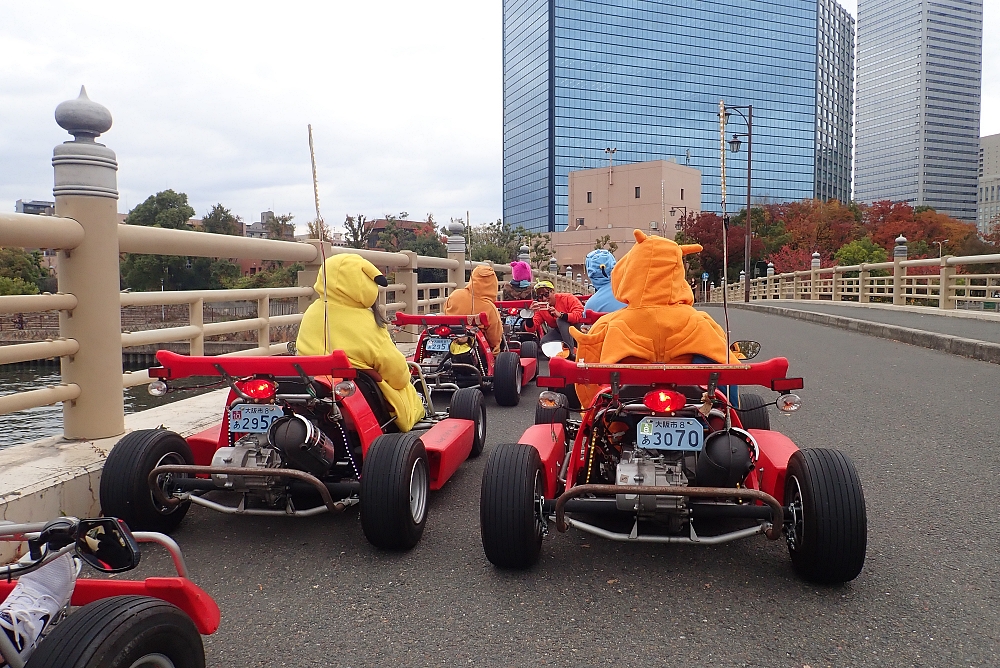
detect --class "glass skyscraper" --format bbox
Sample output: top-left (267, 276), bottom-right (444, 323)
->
top-left (503, 0), bottom-right (855, 233)
top-left (854, 0), bottom-right (983, 223)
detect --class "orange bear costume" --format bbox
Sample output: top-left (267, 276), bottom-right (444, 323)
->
top-left (570, 230), bottom-right (733, 408)
top-left (444, 265), bottom-right (503, 352)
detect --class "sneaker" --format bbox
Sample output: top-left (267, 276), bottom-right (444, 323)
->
top-left (0, 553), bottom-right (76, 664)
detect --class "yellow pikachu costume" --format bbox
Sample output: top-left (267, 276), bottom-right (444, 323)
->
top-left (296, 254), bottom-right (425, 431)
top-left (570, 230), bottom-right (732, 408)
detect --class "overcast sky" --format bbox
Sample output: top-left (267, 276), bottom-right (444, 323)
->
top-left (1, 1), bottom-right (997, 233)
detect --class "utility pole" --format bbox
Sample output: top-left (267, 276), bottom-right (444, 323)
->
top-left (605, 147), bottom-right (616, 186)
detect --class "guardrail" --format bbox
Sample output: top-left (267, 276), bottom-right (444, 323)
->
top-left (708, 241), bottom-right (1000, 311)
top-left (0, 89), bottom-right (587, 440)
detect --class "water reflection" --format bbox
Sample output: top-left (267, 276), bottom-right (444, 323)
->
top-left (0, 366), bottom-right (222, 449)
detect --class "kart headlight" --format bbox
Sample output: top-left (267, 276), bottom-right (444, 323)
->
top-left (777, 393), bottom-right (802, 413)
top-left (334, 380), bottom-right (356, 399)
top-left (147, 380), bottom-right (168, 397)
top-left (538, 391), bottom-right (568, 409)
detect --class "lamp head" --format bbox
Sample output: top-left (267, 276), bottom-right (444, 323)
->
top-left (729, 136), bottom-right (742, 153)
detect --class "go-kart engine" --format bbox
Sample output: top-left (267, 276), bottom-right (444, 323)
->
top-left (211, 436), bottom-right (284, 504)
top-left (615, 448), bottom-right (691, 514)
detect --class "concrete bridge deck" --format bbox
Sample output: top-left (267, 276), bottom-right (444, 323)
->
top-left (109, 307), bottom-right (999, 667)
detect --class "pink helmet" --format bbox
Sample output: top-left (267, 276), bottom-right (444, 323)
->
top-left (510, 261), bottom-right (533, 283)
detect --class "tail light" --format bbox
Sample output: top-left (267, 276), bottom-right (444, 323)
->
top-left (434, 325), bottom-right (451, 336)
top-left (642, 388), bottom-right (686, 413)
top-left (236, 378), bottom-right (277, 402)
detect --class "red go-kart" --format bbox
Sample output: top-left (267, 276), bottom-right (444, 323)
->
top-left (395, 312), bottom-right (537, 407)
top-left (100, 350), bottom-right (486, 551)
top-left (0, 516), bottom-right (218, 668)
top-left (480, 347), bottom-right (868, 584)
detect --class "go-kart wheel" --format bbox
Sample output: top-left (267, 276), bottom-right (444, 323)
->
top-left (493, 351), bottom-right (522, 407)
top-left (534, 402), bottom-right (568, 428)
top-left (24, 595), bottom-right (204, 668)
top-left (519, 340), bottom-right (538, 359)
top-left (737, 392), bottom-right (771, 430)
top-left (100, 429), bottom-right (193, 533)
top-left (361, 432), bottom-right (429, 550)
top-left (480, 443), bottom-right (545, 569)
top-left (784, 448), bottom-right (867, 584)
top-left (449, 387), bottom-right (487, 457)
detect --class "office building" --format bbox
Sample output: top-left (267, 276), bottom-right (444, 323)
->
top-left (854, 0), bottom-right (983, 223)
top-left (15, 199), bottom-right (54, 216)
top-left (503, 0), bottom-right (855, 233)
top-left (978, 133), bottom-right (1000, 234)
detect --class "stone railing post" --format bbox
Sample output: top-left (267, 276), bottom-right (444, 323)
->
top-left (892, 235), bottom-right (908, 306)
top-left (939, 255), bottom-right (955, 309)
top-left (792, 272), bottom-right (800, 299)
top-left (447, 221), bottom-right (466, 291)
top-left (297, 239), bottom-right (330, 313)
top-left (395, 250), bottom-right (418, 342)
top-left (832, 267), bottom-right (842, 302)
top-left (257, 295), bottom-right (270, 350)
top-left (189, 298), bottom-right (204, 356)
top-left (859, 264), bottom-right (870, 303)
top-left (810, 252), bottom-right (821, 300)
top-left (53, 87), bottom-right (125, 440)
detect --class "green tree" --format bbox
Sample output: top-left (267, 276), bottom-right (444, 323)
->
top-left (593, 234), bottom-right (619, 254)
top-left (224, 263), bottom-right (304, 289)
top-left (0, 247), bottom-right (46, 288)
top-left (125, 190), bottom-right (195, 229)
top-left (0, 276), bottom-right (39, 296)
top-left (834, 237), bottom-right (888, 266)
top-left (265, 213), bottom-right (294, 240)
top-left (526, 231), bottom-right (553, 270)
top-left (344, 214), bottom-right (374, 249)
top-left (201, 204), bottom-right (241, 235)
top-left (468, 219), bottom-right (520, 262)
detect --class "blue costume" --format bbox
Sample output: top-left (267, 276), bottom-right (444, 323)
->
top-left (584, 249), bottom-right (626, 313)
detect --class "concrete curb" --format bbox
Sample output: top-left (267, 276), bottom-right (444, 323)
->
top-left (711, 302), bottom-right (1000, 365)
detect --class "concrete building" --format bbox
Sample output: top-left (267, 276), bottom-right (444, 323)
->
top-left (502, 0), bottom-right (855, 233)
top-left (552, 159), bottom-right (701, 274)
top-left (15, 199), bottom-right (54, 216)
top-left (854, 0), bottom-right (983, 223)
top-left (978, 133), bottom-right (1000, 234)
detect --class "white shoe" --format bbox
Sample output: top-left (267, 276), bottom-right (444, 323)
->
top-left (0, 552), bottom-right (76, 663)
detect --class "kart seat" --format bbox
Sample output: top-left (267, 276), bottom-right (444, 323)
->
top-left (353, 368), bottom-right (396, 431)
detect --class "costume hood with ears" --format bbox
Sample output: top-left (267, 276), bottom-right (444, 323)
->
top-left (510, 261), bottom-right (533, 284)
top-left (570, 230), bottom-right (731, 408)
top-left (444, 265), bottom-right (504, 351)
top-left (312, 253), bottom-right (387, 308)
top-left (584, 249), bottom-right (626, 313)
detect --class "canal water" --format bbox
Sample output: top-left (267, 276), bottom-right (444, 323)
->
top-left (0, 366), bottom-right (221, 449)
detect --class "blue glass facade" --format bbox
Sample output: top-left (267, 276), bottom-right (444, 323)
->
top-left (504, 0), bottom-right (825, 233)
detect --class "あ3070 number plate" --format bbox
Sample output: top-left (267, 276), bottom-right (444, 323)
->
top-left (425, 337), bottom-right (451, 352)
top-left (229, 404), bottom-right (284, 433)
top-left (637, 417), bottom-right (704, 451)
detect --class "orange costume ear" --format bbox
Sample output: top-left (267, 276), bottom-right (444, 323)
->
top-left (679, 244), bottom-right (703, 255)
top-left (633, 229), bottom-right (647, 243)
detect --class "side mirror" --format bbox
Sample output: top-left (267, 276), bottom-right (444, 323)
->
top-left (730, 340), bottom-right (761, 360)
top-left (519, 308), bottom-right (535, 319)
top-left (541, 341), bottom-right (566, 358)
top-left (75, 518), bottom-right (141, 573)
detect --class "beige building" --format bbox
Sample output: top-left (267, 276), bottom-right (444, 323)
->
top-left (978, 134), bottom-right (1000, 234)
top-left (552, 160), bottom-right (701, 275)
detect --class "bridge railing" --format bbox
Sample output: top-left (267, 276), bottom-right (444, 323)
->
top-left (708, 241), bottom-right (1000, 311)
top-left (0, 90), bottom-right (587, 440)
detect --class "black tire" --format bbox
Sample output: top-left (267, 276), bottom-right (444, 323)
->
top-left (534, 402), bottom-right (568, 428)
top-left (361, 432), bottom-right (429, 550)
top-left (449, 387), bottom-right (487, 457)
top-left (480, 443), bottom-right (545, 569)
top-left (100, 429), bottom-right (193, 533)
top-left (26, 595), bottom-right (204, 668)
top-left (784, 448), bottom-right (867, 584)
top-left (519, 341), bottom-right (538, 359)
top-left (738, 392), bottom-right (771, 430)
top-left (493, 351), bottom-right (523, 407)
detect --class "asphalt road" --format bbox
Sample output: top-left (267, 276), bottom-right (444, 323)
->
top-left (131, 309), bottom-right (1000, 667)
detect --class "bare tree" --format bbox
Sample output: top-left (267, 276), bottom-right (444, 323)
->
top-left (344, 214), bottom-right (375, 249)
top-left (307, 217), bottom-right (331, 241)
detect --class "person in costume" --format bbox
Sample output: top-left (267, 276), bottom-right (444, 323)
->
top-left (296, 254), bottom-right (425, 431)
top-left (444, 265), bottom-right (504, 352)
top-left (584, 249), bottom-right (626, 314)
top-left (570, 230), bottom-right (733, 408)
top-left (502, 261), bottom-right (534, 301)
top-left (530, 280), bottom-right (585, 356)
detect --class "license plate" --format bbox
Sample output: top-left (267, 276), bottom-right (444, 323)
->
top-left (425, 337), bottom-right (451, 352)
top-left (637, 417), bottom-right (704, 451)
top-left (505, 316), bottom-right (518, 326)
top-left (229, 404), bottom-right (284, 433)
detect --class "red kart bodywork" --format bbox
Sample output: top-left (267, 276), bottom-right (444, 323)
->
top-left (529, 356), bottom-right (804, 503)
top-left (394, 312), bottom-right (537, 387)
top-left (0, 577), bottom-right (220, 635)
top-left (150, 350), bottom-right (476, 491)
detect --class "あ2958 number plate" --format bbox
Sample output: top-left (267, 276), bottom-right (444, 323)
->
top-left (229, 404), bottom-right (284, 433)
top-left (425, 337), bottom-right (451, 352)
top-left (637, 417), bottom-right (704, 451)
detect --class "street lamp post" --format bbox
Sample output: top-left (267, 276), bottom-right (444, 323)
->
top-left (724, 104), bottom-right (753, 303)
top-left (935, 239), bottom-right (949, 258)
top-left (669, 206), bottom-right (688, 231)
top-left (605, 147), bottom-right (617, 186)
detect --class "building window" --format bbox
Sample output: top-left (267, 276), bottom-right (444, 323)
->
top-left (576, 218), bottom-right (585, 228)
top-left (587, 191), bottom-right (592, 203)
top-left (635, 187), bottom-right (641, 199)
top-left (680, 188), bottom-right (684, 201)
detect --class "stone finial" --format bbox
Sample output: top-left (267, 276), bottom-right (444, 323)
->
top-left (811, 251), bottom-right (821, 269)
top-left (447, 220), bottom-right (465, 236)
top-left (549, 257), bottom-right (558, 272)
top-left (55, 86), bottom-right (112, 142)
top-left (518, 245), bottom-right (530, 262)
top-left (895, 234), bottom-right (907, 245)
top-left (893, 234), bottom-right (908, 259)
top-left (446, 220), bottom-right (465, 255)
top-left (740, 270), bottom-right (746, 282)
top-left (767, 262), bottom-right (775, 276)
